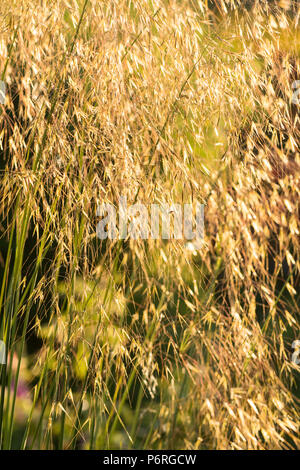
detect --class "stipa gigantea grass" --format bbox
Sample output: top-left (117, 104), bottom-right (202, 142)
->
top-left (0, 0), bottom-right (299, 449)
